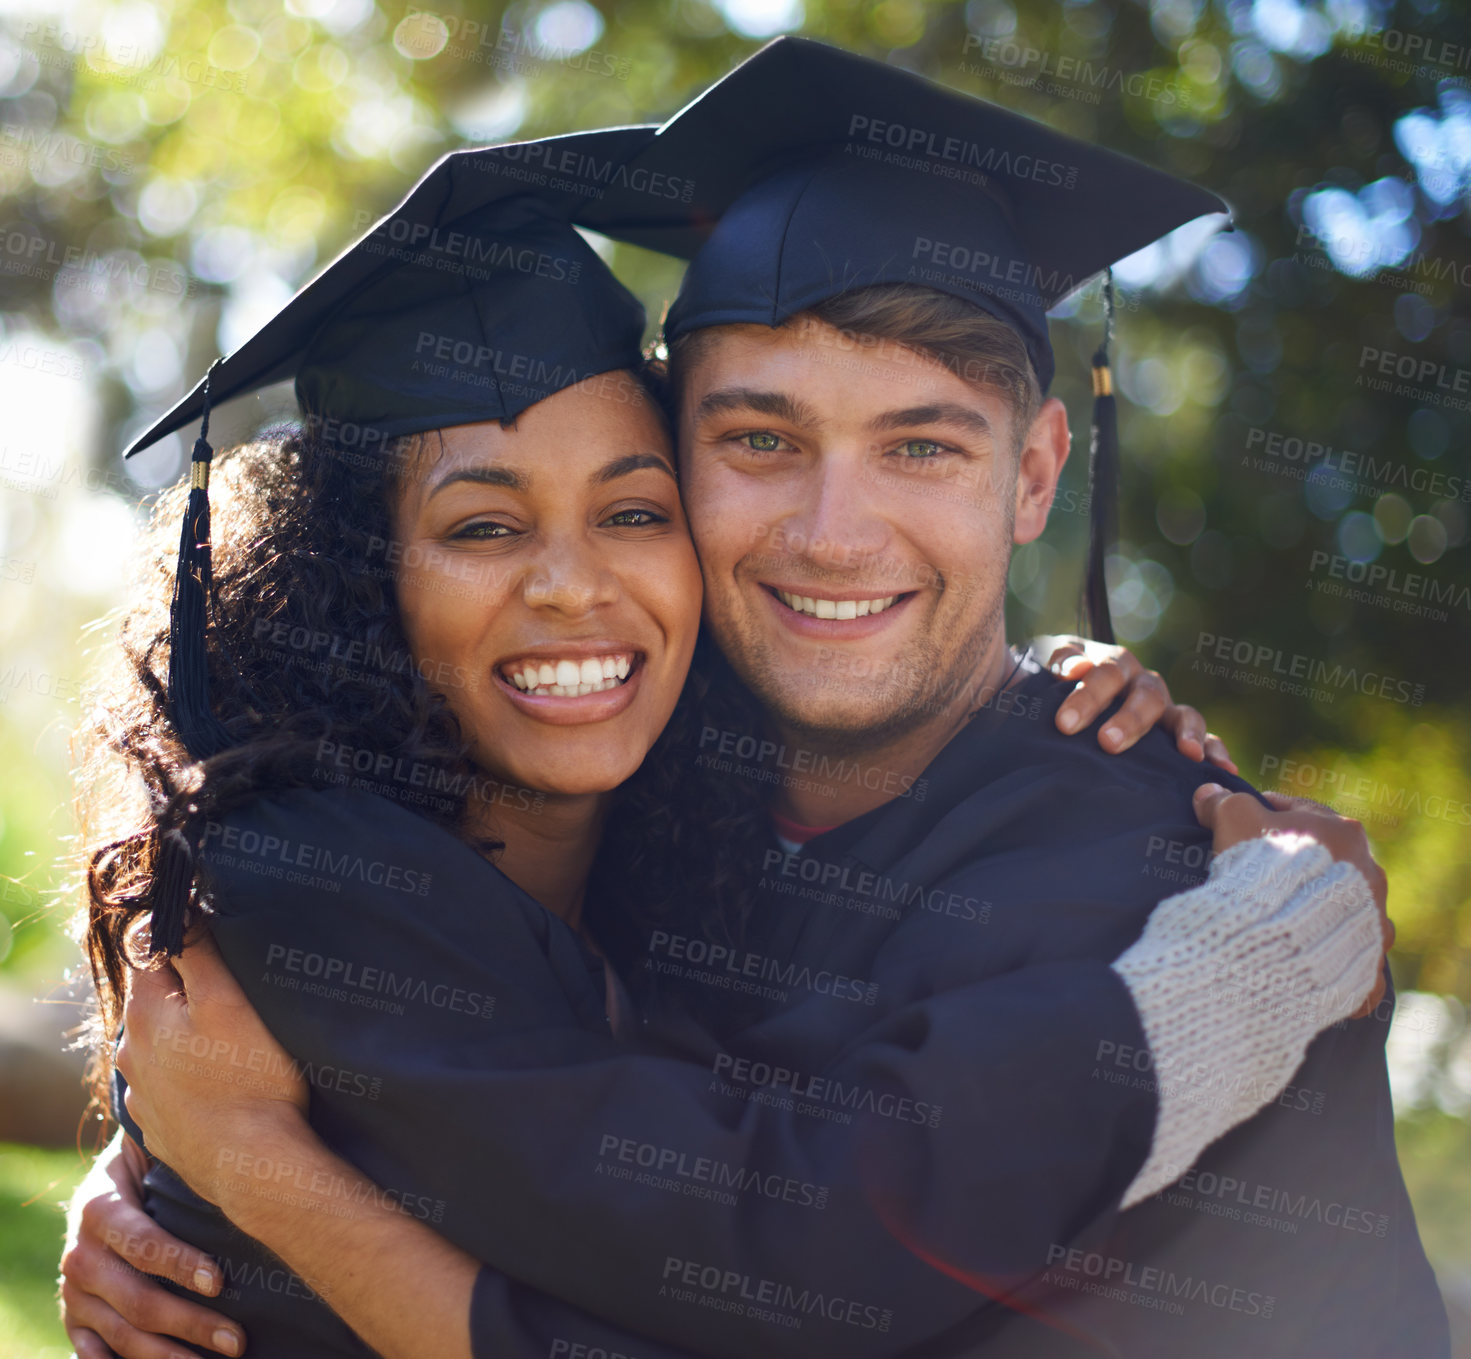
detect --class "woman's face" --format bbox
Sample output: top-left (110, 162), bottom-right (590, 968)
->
top-left (391, 371), bottom-right (702, 798)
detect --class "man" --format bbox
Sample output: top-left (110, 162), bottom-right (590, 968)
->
top-left (62, 39), bottom-right (1439, 1359)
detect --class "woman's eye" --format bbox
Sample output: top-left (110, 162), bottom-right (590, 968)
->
top-left (452, 521), bottom-right (516, 540)
top-left (740, 431), bottom-right (788, 454)
top-left (604, 508), bottom-right (668, 527)
top-left (896, 439), bottom-right (944, 459)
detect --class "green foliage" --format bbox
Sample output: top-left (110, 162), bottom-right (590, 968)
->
top-left (0, 1143), bottom-right (93, 1359)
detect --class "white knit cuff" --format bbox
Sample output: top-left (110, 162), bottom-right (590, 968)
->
top-left (1113, 833), bottom-right (1382, 1207)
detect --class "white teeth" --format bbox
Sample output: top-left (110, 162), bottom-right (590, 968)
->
top-left (502, 654), bottom-right (634, 697)
top-left (775, 590), bottom-right (900, 619)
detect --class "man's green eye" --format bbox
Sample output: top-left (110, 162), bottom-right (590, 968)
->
top-left (744, 432), bottom-right (783, 453)
top-left (899, 440), bottom-right (942, 459)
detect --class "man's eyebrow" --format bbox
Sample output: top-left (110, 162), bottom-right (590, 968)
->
top-left (427, 465), bottom-right (527, 499)
top-left (870, 403), bottom-right (994, 439)
top-left (592, 452), bottom-right (677, 485)
top-left (694, 387), bottom-right (820, 426)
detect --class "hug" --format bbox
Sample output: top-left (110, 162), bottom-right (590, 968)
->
top-left (61, 37), bottom-right (1445, 1359)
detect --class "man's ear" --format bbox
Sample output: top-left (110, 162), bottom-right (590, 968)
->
top-left (1013, 396), bottom-right (1071, 545)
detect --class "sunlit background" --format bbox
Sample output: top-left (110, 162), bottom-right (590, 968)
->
top-left (1, 0), bottom-right (1468, 1353)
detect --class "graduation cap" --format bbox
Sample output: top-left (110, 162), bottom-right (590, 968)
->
top-left (581, 36), bottom-right (1231, 642)
top-left (130, 128), bottom-right (656, 953)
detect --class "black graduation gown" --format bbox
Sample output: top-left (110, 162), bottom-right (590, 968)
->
top-left (117, 761), bottom-right (1158, 1359)
top-left (373, 668), bottom-right (1446, 1358)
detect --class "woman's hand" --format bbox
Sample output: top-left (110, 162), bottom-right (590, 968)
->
top-left (1037, 636), bottom-right (1237, 771)
top-left (116, 930), bottom-right (310, 1209)
top-left (1194, 784), bottom-right (1394, 1017)
top-left (59, 1130), bottom-right (247, 1359)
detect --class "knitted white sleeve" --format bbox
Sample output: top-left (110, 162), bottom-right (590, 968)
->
top-left (1112, 832), bottom-right (1383, 1208)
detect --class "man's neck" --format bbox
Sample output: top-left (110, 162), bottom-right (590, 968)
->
top-left (769, 642), bottom-right (1020, 830)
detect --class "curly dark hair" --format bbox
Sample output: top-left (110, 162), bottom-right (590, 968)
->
top-left (77, 374), bottom-right (775, 1104)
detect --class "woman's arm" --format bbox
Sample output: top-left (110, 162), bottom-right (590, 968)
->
top-left (113, 793), bottom-right (1387, 1359)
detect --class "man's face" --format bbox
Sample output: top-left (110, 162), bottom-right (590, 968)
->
top-left (677, 316), bottom-right (1065, 749)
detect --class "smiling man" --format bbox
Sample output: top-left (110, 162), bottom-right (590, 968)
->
top-left (60, 40), bottom-right (1444, 1359)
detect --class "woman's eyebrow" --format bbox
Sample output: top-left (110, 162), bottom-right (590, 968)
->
top-left (426, 465), bottom-right (527, 499)
top-left (592, 453), bottom-right (677, 485)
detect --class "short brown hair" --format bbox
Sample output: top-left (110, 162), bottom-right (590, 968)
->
top-left (667, 283), bottom-right (1042, 451)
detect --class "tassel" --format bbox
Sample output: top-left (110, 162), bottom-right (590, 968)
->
top-left (148, 827), bottom-right (194, 956)
top-left (1083, 269), bottom-right (1118, 644)
top-left (166, 360), bottom-right (232, 760)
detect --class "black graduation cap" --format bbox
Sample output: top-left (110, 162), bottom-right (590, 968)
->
top-left (581, 37), bottom-right (1231, 641)
top-left (131, 128), bottom-right (657, 953)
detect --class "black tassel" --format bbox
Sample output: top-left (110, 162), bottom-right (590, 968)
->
top-left (167, 360), bottom-right (232, 761)
top-left (148, 826), bottom-right (194, 956)
top-left (1083, 269), bottom-right (1118, 644)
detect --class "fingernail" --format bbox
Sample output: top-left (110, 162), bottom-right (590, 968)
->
top-left (194, 1265), bottom-right (218, 1293)
top-left (1197, 782), bottom-right (1225, 797)
top-left (1101, 725), bottom-right (1121, 746)
top-left (213, 1329), bottom-right (242, 1357)
top-left (1057, 708), bottom-right (1079, 733)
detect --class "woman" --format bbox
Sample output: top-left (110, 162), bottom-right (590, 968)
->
top-left (60, 140), bottom-right (1386, 1359)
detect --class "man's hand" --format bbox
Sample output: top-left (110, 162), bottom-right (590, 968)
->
top-left (1036, 636), bottom-right (1237, 770)
top-left (59, 1130), bottom-right (246, 1358)
top-left (1194, 783), bottom-right (1394, 1018)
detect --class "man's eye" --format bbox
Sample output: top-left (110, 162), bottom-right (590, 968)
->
top-left (740, 431), bottom-right (787, 453)
top-left (896, 439), bottom-right (944, 459)
top-left (604, 508), bottom-right (668, 527)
